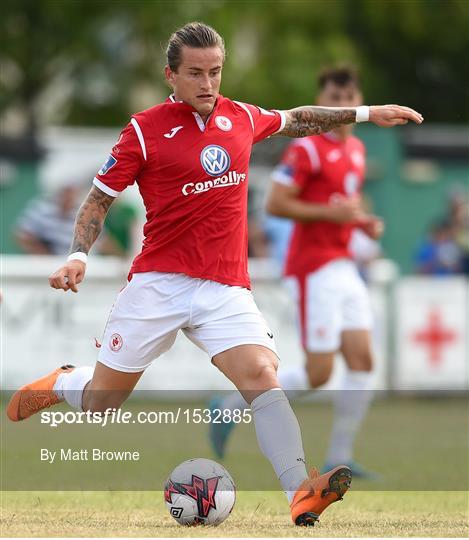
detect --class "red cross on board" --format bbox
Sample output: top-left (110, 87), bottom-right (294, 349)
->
top-left (412, 308), bottom-right (457, 367)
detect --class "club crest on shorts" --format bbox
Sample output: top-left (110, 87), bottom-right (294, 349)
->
top-left (110, 333), bottom-right (123, 351)
top-left (200, 145), bottom-right (231, 177)
top-left (215, 116), bottom-right (232, 131)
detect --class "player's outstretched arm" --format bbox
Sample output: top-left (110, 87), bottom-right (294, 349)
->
top-left (277, 104), bottom-right (423, 137)
top-left (49, 186), bottom-right (115, 293)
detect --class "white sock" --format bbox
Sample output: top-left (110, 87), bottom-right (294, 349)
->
top-left (53, 366), bottom-right (94, 410)
top-left (326, 370), bottom-right (374, 465)
top-left (251, 388), bottom-right (308, 503)
top-left (278, 366), bottom-right (309, 398)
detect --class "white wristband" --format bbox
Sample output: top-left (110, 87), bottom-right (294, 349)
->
top-left (355, 106), bottom-right (370, 123)
top-left (67, 252), bottom-right (88, 264)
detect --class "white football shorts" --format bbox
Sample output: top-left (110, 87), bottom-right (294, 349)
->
top-left (284, 258), bottom-right (373, 353)
top-left (98, 271), bottom-right (278, 373)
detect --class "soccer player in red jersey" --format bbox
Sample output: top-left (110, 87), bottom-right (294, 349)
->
top-left (267, 66), bottom-right (384, 478)
top-left (7, 23), bottom-right (422, 525)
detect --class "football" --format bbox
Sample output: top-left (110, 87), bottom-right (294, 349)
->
top-left (164, 458), bottom-right (236, 526)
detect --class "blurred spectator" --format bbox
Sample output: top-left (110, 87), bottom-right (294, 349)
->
top-left (15, 179), bottom-right (141, 259)
top-left (414, 219), bottom-right (462, 275)
top-left (447, 189), bottom-right (469, 275)
top-left (14, 184), bottom-right (81, 255)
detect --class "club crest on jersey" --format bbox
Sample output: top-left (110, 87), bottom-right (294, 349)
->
top-left (200, 145), bottom-right (231, 177)
top-left (110, 333), bottom-right (123, 351)
top-left (215, 116), bottom-right (232, 131)
top-left (351, 150), bottom-right (364, 168)
top-left (98, 155), bottom-right (117, 175)
top-left (326, 149), bottom-right (342, 163)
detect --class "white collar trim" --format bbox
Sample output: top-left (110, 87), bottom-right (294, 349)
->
top-left (192, 112), bottom-right (206, 132)
top-left (169, 94), bottom-right (183, 103)
top-left (168, 94), bottom-right (210, 132)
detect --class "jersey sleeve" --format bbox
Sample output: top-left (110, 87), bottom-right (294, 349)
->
top-left (271, 143), bottom-right (313, 189)
top-left (93, 119), bottom-right (146, 197)
top-left (235, 102), bottom-right (286, 144)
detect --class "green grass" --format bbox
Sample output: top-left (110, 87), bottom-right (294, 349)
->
top-left (1, 396), bottom-right (468, 536)
top-left (1, 490), bottom-right (468, 537)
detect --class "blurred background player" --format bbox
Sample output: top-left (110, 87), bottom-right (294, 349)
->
top-left (211, 66), bottom-right (383, 478)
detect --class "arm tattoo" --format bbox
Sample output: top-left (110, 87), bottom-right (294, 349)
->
top-left (277, 106), bottom-right (356, 137)
top-left (70, 186), bottom-right (115, 254)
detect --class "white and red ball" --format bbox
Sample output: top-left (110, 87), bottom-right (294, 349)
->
top-left (164, 458), bottom-right (236, 526)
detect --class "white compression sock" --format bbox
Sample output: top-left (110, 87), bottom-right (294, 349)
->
top-left (277, 366), bottom-right (309, 398)
top-left (326, 370), bottom-right (374, 465)
top-left (251, 388), bottom-right (308, 503)
top-left (53, 366), bottom-right (94, 410)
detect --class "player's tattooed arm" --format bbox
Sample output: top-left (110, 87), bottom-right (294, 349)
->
top-left (49, 185), bottom-right (115, 292)
top-left (277, 104), bottom-right (424, 137)
top-left (277, 107), bottom-right (356, 138)
top-left (70, 186), bottom-right (115, 255)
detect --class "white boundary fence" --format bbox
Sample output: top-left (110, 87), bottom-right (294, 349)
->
top-left (1, 256), bottom-right (467, 391)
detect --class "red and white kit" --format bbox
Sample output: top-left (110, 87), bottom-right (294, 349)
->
top-left (273, 133), bottom-right (373, 352)
top-left (95, 95), bottom-right (285, 371)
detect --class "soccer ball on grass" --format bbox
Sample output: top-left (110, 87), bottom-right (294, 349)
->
top-left (164, 458), bottom-right (236, 526)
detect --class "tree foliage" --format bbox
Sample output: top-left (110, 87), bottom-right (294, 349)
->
top-left (2, 0), bottom-right (468, 132)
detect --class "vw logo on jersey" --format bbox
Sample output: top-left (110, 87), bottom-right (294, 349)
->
top-left (200, 145), bottom-right (231, 177)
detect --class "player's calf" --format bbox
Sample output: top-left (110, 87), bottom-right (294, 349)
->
top-left (80, 361), bottom-right (143, 412)
top-left (305, 351), bottom-right (335, 388)
top-left (82, 388), bottom-right (131, 413)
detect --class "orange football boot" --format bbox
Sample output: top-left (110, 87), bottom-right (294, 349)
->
top-left (6, 365), bottom-right (75, 421)
top-left (290, 465), bottom-right (352, 526)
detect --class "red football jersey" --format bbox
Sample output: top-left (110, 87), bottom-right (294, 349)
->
top-left (94, 94), bottom-right (285, 288)
top-left (272, 133), bottom-right (366, 276)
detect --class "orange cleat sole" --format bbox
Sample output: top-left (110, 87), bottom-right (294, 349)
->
top-left (291, 465), bottom-right (352, 526)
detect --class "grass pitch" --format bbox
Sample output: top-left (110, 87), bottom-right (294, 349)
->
top-left (1, 490), bottom-right (468, 537)
top-left (1, 396), bottom-right (468, 536)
